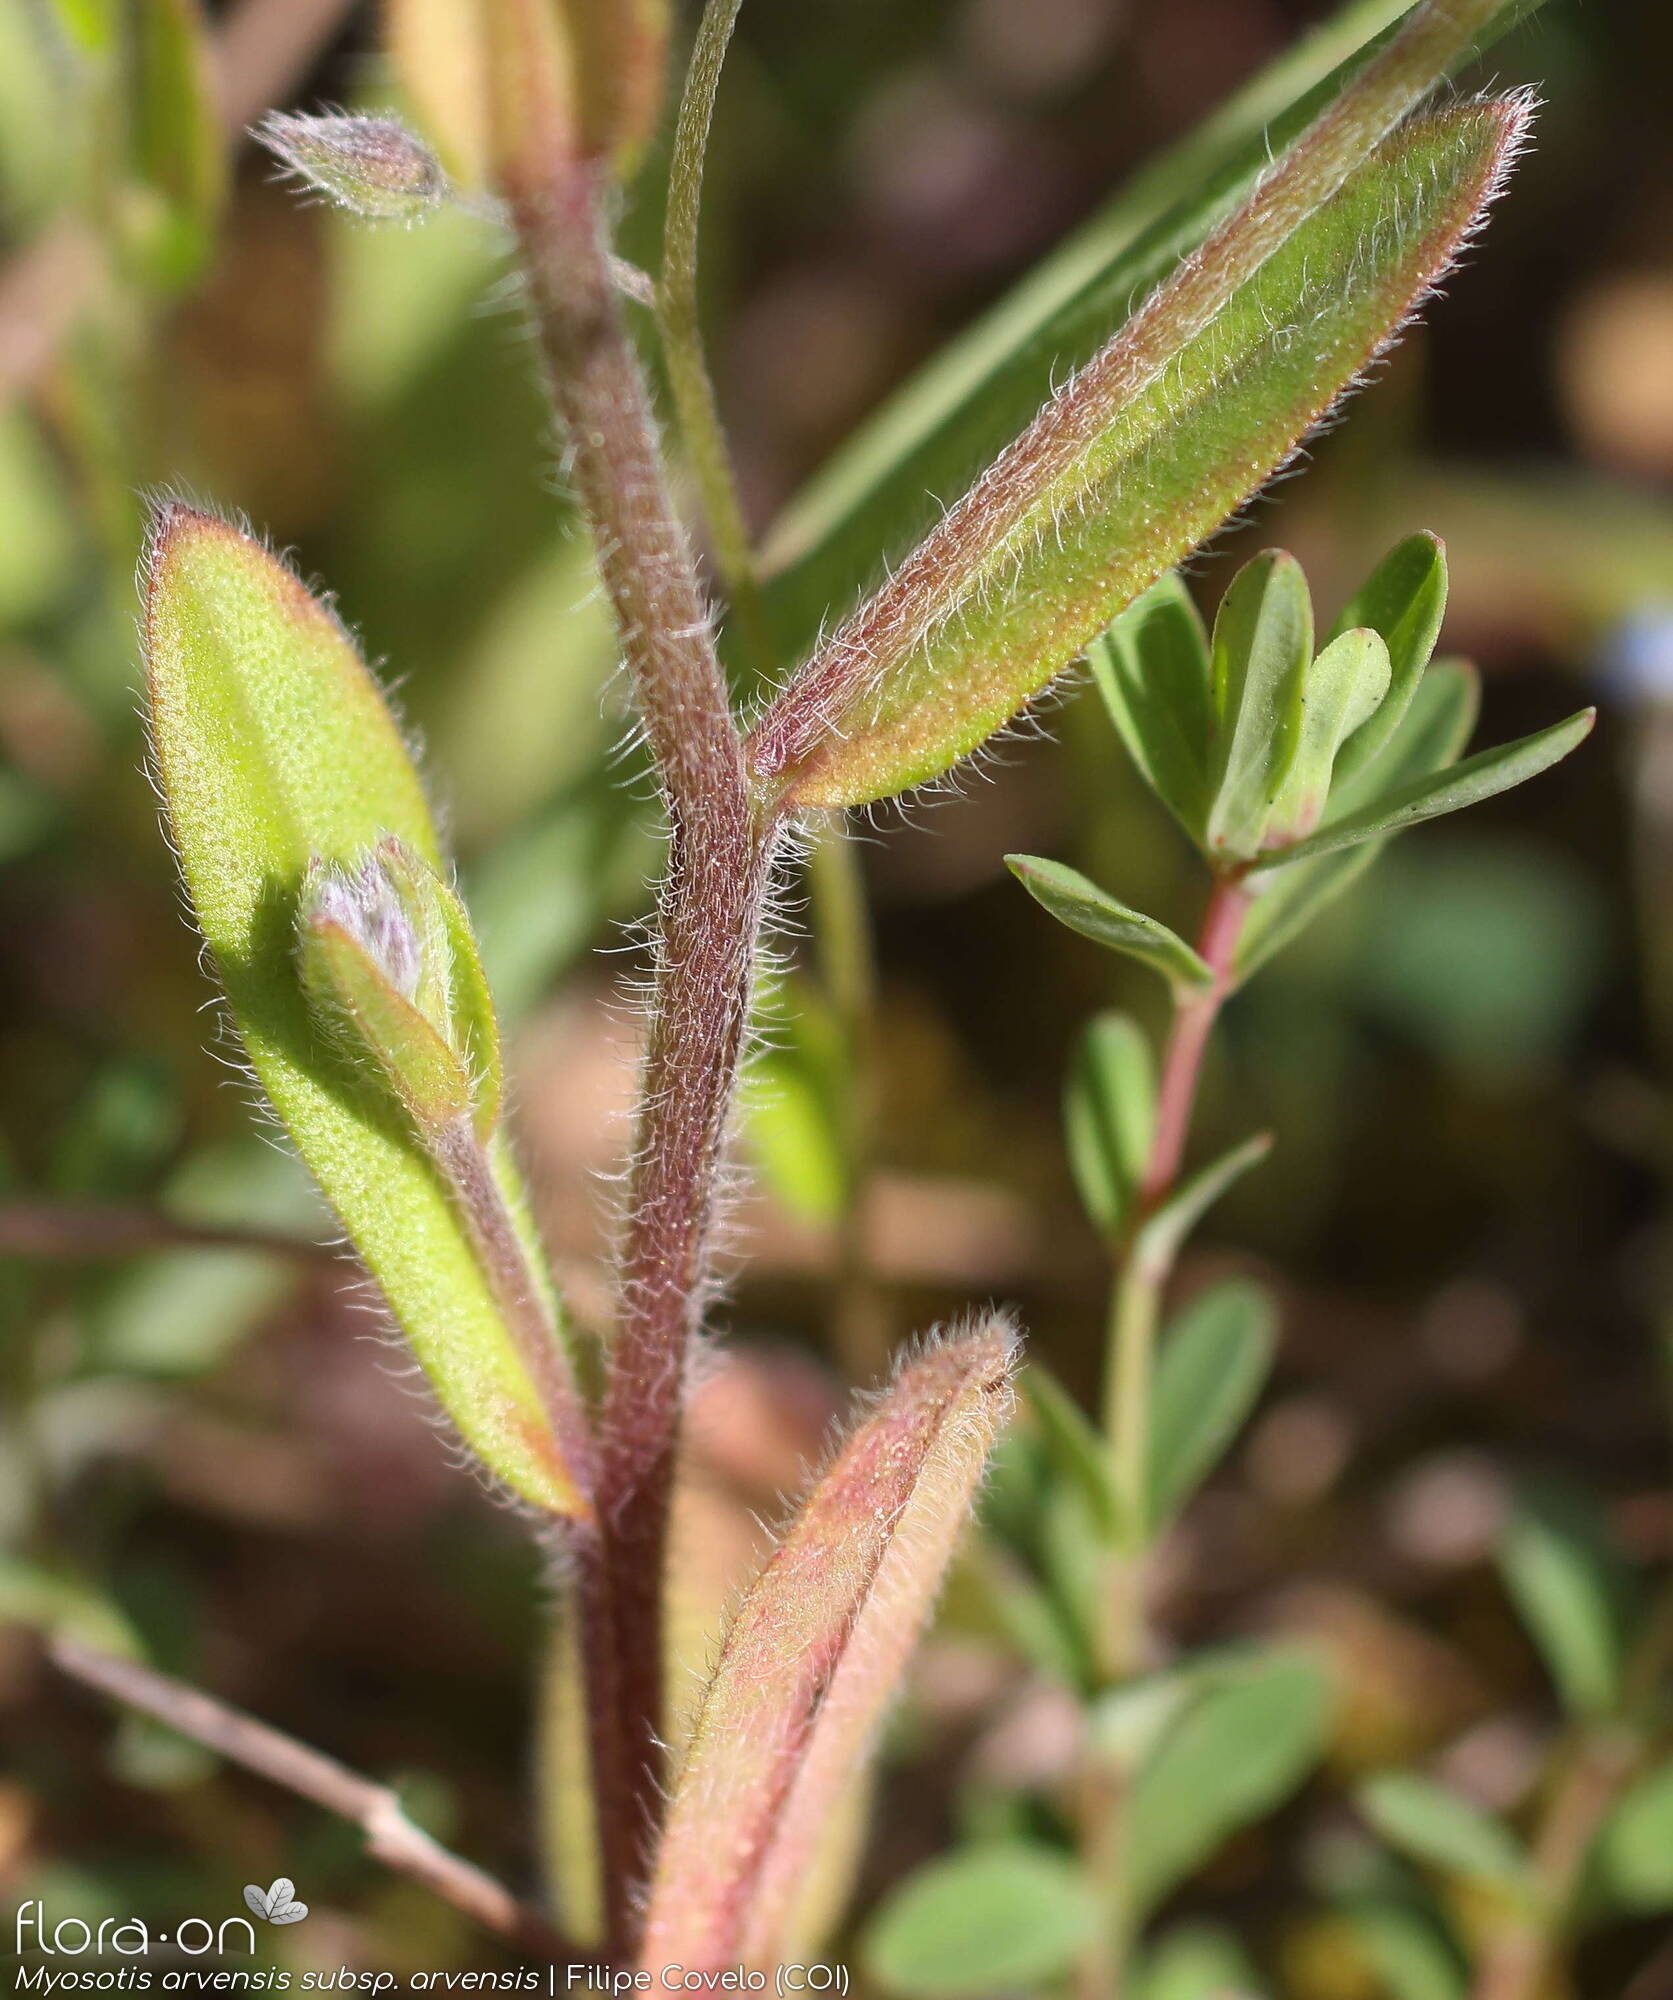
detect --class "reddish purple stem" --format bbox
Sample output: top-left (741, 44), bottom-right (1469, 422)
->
top-left (1143, 876), bottom-right (1251, 1203)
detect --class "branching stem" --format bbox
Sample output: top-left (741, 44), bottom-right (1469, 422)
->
top-left (497, 111), bottom-right (776, 1944)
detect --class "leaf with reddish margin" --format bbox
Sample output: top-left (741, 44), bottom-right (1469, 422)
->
top-left (748, 94), bottom-right (1529, 810)
top-left (640, 1319), bottom-right (1019, 1974)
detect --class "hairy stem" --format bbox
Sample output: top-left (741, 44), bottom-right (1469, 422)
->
top-left (52, 1638), bottom-right (583, 1962)
top-left (498, 116), bottom-right (773, 1935)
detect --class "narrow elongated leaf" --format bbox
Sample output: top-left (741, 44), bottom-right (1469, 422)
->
top-left (143, 506), bottom-right (585, 1518)
top-left (128, 0), bottom-right (225, 289)
top-left (1090, 573), bottom-right (1214, 843)
top-left (749, 100), bottom-right (1528, 809)
top-left (1133, 1924), bottom-right (1268, 2000)
top-left (1148, 1281), bottom-right (1279, 1528)
top-left (1064, 1011), bottom-right (1156, 1238)
top-left (1206, 550), bottom-right (1314, 858)
top-left (1134, 1132), bottom-right (1274, 1277)
top-left (1007, 856), bottom-right (1212, 991)
top-left (758, 0), bottom-right (1546, 658)
top-left (1596, 1762), bottom-right (1673, 1912)
top-left (1358, 1772), bottom-right (1532, 1891)
top-left (641, 1319), bottom-right (1018, 1974)
top-left (1126, 1647), bottom-right (1332, 1913)
top-left (1328, 531), bottom-right (1450, 787)
top-left (1500, 1480), bottom-right (1632, 1718)
top-left (863, 1843), bottom-right (1098, 1998)
top-left (1265, 628), bottom-right (1392, 846)
top-left (1234, 658), bottom-right (1479, 981)
top-left (1261, 708), bottom-right (1595, 869)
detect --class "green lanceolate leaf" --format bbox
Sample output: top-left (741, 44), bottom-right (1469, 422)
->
top-left (748, 75), bottom-right (1531, 807)
top-left (1358, 1772), bottom-right (1532, 1893)
top-left (757, 0), bottom-right (1548, 661)
top-left (128, 0), bottom-right (226, 290)
top-left (1265, 627), bottom-right (1393, 847)
top-left (1126, 1646), bottom-right (1332, 1914)
top-left (1500, 1479), bottom-right (1633, 1718)
top-left (1064, 1011), bottom-right (1156, 1238)
top-left (1090, 572), bottom-right (1214, 844)
top-left (143, 505), bottom-right (586, 1518)
top-left (1596, 1763), bottom-right (1673, 1913)
top-left (641, 1320), bottom-right (1017, 1975)
top-left (1235, 658), bottom-right (1480, 981)
top-left (1008, 856), bottom-right (1212, 992)
top-left (862, 1842), bottom-right (1099, 1999)
top-left (1135, 1132), bottom-right (1274, 1278)
top-left (1205, 550), bottom-right (1314, 858)
top-left (1261, 707), bottom-right (1596, 870)
top-left (1148, 1280), bottom-right (1279, 1529)
top-left (1328, 530), bottom-right (1450, 788)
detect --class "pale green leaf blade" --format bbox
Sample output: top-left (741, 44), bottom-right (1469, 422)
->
top-left (1008, 856), bottom-right (1212, 991)
top-left (757, 0), bottom-right (1546, 661)
top-left (1133, 1924), bottom-right (1269, 2000)
top-left (1127, 1647), bottom-right (1332, 1913)
top-left (1089, 572), bottom-right (1214, 843)
top-left (1148, 1281), bottom-right (1279, 1528)
top-left (1595, 1763), bottom-right (1673, 1913)
top-left (1358, 1772), bottom-right (1532, 1891)
top-left (1499, 1480), bottom-right (1631, 1718)
top-left (1234, 658), bottom-right (1479, 982)
top-left (1263, 709), bottom-right (1595, 870)
top-left (1266, 627), bottom-right (1392, 847)
top-left (1205, 550), bottom-right (1314, 859)
top-left (129, 0), bottom-right (227, 290)
top-left (1064, 1010), bottom-right (1156, 1239)
top-left (862, 1843), bottom-right (1099, 1998)
top-left (1328, 531), bottom-right (1450, 787)
top-left (143, 505), bottom-right (584, 1518)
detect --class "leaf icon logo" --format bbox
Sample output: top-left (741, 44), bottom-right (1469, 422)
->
top-left (243, 1878), bottom-right (310, 1925)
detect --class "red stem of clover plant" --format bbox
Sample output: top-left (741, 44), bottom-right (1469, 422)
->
top-left (1144, 874), bottom-right (1252, 1206)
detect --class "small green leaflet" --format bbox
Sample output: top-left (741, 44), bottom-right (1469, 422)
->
top-left (1007, 856), bottom-right (1212, 992)
top-left (1258, 709), bottom-right (1595, 870)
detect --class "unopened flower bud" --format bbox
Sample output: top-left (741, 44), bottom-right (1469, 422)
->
top-left (297, 838), bottom-right (501, 1136)
top-left (257, 113), bottom-right (447, 222)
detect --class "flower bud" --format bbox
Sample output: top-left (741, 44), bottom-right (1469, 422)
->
top-left (257, 113), bottom-right (447, 222)
top-left (297, 838), bottom-right (501, 1136)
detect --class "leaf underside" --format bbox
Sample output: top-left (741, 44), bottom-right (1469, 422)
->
top-left (757, 104), bottom-right (1523, 809)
